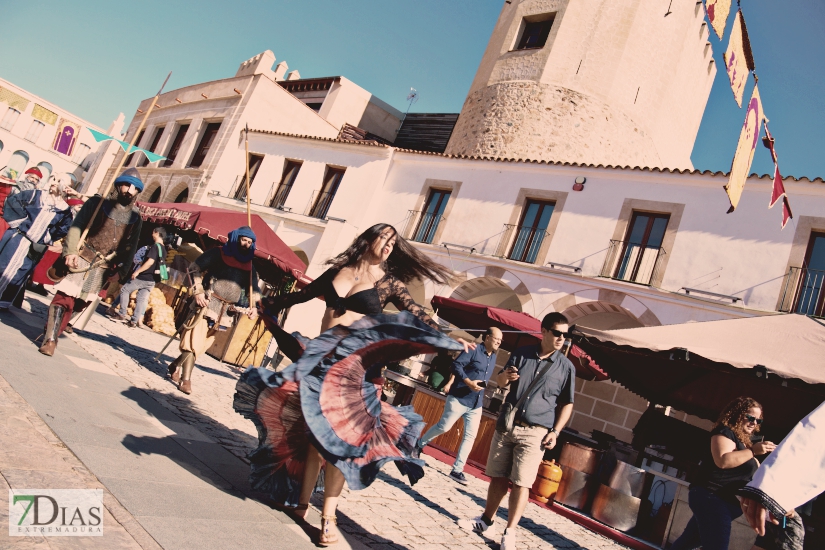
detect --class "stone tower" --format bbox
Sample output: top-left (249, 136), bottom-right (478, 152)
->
top-left (445, 0), bottom-right (717, 170)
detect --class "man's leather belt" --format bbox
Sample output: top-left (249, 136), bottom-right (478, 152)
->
top-left (514, 419), bottom-right (543, 429)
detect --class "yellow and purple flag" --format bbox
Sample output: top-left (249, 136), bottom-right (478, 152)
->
top-left (724, 85), bottom-right (764, 213)
top-left (705, 0), bottom-right (732, 39)
top-left (723, 11), bottom-right (755, 107)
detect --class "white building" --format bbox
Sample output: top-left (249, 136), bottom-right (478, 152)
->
top-left (96, 50), bottom-right (404, 205)
top-left (0, 77), bottom-right (122, 190)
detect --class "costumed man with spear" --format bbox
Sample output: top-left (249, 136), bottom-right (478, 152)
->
top-left (0, 174), bottom-right (74, 309)
top-left (166, 226), bottom-right (259, 394)
top-left (39, 168), bottom-right (144, 356)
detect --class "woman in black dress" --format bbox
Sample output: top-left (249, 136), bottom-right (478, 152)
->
top-left (235, 223), bottom-right (472, 545)
top-left (672, 396), bottom-right (777, 550)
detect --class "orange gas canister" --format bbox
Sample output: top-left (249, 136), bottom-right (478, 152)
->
top-left (530, 459), bottom-right (564, 503)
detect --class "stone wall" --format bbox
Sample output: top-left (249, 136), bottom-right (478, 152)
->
top-left (445, 81), bottom-right (662, 168)
top-left (568, 379), bottom-right (713, 444)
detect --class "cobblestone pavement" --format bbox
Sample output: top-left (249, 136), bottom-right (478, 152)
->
top-left (24, 294), bottom-right (628, 550)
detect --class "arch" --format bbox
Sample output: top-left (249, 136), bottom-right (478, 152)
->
top-left (163, 177), bottom-right (191, 204)
top-left (36, 161), bottom-right (53, 182)
top-left (148, 187), bottom-right (162, 203)
top-left (449, 276), bottom-right (523, 312)
top-left (0, 139), bottom-right (3, 154)
top-left (139, 178), bottom-right (163, 203)
top-left (289, 246), bottom-right (309, 267)
top-left (66, 173), bottom-right (79, 189)
top-left (0, 150), bottom-right (30, 181)
top-left (542, 287), bottom-right (662, 328)
top-left (174, 188), bottom-right (189, 203)
top-left (439, 264), bottom-right (535, 315)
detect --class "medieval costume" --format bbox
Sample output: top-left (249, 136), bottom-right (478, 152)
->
top-left (233, 270), bottom-right (464, 508)
top-left (0, 167), bottom-right (43, 236)
top-left (39, 169), bottom-right (143, 356)
top-left (0, 183), bottom-right (73, 309)
top-left (167, 226), bottom-right (261, 395)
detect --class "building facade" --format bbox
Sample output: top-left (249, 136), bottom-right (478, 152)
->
top-left (97, 50), bottom-right (403, 205)
top-left (205, 129), bottom-right (825, 441)
top-left (0, 78), bottom-right (121, 190)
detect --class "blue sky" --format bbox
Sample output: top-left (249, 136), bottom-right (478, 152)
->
top-left (3, 0), bottom-right (822, 178)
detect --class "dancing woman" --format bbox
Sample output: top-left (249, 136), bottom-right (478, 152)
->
top-left (234, 223), bottom-right (471, 545)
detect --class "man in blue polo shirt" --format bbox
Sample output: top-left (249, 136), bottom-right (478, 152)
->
top-left (416, 327), bottom-right (503, 485)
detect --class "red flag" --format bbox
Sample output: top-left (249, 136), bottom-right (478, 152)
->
top-left (761, 121), bottom-right (793, 229)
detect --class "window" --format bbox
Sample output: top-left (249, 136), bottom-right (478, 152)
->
top-left (35, 162), bottom-right (53, 182)
top-left (188, 122), bottom-right (221, 168)
top-left (514, 14), bottom-right (555, 51)
top-left (66, 173), bottom-right (79, 190)
top-left (613, 212), bottom-right (669, 284)
top-left (147, 187), bottom-right (162, 203)
top-left (269, 160), bottom-right (302, 208)
top-left (412, 189), bottom-right (450, 244)
top-left (234, 154), bottom-right (264, 201)
top-left (73, 143), bottom-right (92, 169)
top-left (1, 108), bottom-right (20, 131)
top-left (125, 130), bottom-right (145, 166)
top-left (0, 149), bottom-right (29, 181)
top-left (309, 167), bottom-right (345, 219)
top-left (25, 121), bottom-right (45, 143)
top-left (793, 232), bottom-right (825, 317)
top-left (139, 126), bottom-right (164, 167)
top-left (508, 200), bottom-right (555, 263)
top-left (0, 139), bottom-right (4, 154)
top-left (162, 124), bottom-right (189, 167)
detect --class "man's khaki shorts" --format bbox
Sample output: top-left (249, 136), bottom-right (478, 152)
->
top-left (485, 425), bottom-right (546, 487)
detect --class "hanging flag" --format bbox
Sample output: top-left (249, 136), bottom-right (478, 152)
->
top-left (705, 0), bottom-right (732, 40)
top-left (724, 85), bottom-right (764, 212)
top-left (53, 119), bottom-right (80, 156)
top-left (762, 122), bottom-right (793, 228)
top-left (723, 11), bottom-right (755, 107)
top-left (86, 127), bottom-right (166, 164)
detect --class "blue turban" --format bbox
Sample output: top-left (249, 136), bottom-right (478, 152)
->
top-left (223, 226), bottom-right (257, 263)
top-left (114, 167), bottom-right (144, 192)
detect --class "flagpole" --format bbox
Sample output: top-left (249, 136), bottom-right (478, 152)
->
top-left (244, 124), bottom-right (255, 312)
top-left (78, 72), bottom-right (172, 250)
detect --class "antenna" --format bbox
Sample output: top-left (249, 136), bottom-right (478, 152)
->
top-left (397, 87), bottom-right (419, 135)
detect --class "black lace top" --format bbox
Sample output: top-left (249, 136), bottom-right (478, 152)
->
top-left (263, 267), bottom-right (437, 328)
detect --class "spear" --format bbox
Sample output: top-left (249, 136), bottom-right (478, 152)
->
top-left (243, 123), bottom-right (256, 314)
top-left (76, 72), bottom-right (172, 252)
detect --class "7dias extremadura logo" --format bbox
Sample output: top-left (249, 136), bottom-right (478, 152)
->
top-left (8, 489), bottom-right (103, 536)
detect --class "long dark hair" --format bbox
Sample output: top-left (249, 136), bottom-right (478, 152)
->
top-left (326, 223), bottom-right (453, 284)
top-left (716, 396), bottom-right (762, 448)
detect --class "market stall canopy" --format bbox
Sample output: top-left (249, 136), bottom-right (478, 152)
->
top-left (138, 203), bottom-right (307, 282)
top-left (575, 314), bottom-right (825, 432)
top-left (430, 295), bottom-right (608, 381)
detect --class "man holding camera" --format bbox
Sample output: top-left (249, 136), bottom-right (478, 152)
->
top-left (458, 312), bottom-right (575, 550)
top-left (416, 327), bottom-right (503, 485)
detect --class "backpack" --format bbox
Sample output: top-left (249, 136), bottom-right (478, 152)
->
top-left (132, 245), bottom-right (149, 272)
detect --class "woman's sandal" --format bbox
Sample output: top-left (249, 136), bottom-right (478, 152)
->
top-left (319, 514), bottom-right (339, 546)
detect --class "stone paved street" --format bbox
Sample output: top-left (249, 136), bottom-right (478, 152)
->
top-left (3, 293), bottom-right (630, 549)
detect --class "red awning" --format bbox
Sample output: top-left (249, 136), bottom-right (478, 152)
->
top-left (430, 295), bottom-right (608, 381)
top-left (138, 202), bottom-right (307, 281)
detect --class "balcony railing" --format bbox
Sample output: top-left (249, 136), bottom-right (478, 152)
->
top-left (404, 210), bottom-right (446, 244)
top-left (495, 224), bottom-right (550, 264)
top-left (778, 267), bottom-right (825, 317)
top-left (309, 191), bottom-right (335, 219)
top-left (268, 183), bottom-right (293, 209)
top-left (600, 239), bottom-right (666, 286)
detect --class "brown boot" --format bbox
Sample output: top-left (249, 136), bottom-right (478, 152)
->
top-left (39, 305), bottom-right (66, 357)
top-left (177, 352), bottom-right (196, 395)
top-left (167, 352), bottom-right (191, 383)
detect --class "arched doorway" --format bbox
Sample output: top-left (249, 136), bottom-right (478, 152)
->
top-left (36, 161), bottom-right (53, 182)
top-left (0, 150), bottom-right (29, 181)
top-left (173, 188), bottom-right (189, 203)
top-left (148, 187), bottom-right (162, 203)
top-left (449, 276), bottom-right (522, 311)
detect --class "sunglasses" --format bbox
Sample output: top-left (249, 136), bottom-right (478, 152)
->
top-left (745, 414), bottom-right (763, 425)
top-left (549, 328), bottom-right (571, 339)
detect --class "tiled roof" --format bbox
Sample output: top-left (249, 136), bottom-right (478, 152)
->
top-left (247, 128), bottom-right (825, 184)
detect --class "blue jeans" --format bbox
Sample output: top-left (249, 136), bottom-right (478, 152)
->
top-left (118, 279), bottom-right (156, 324)
top-left (419, 395), bottom-right (482, 473)
top-left (671, 485), bottom-right (743, 550)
